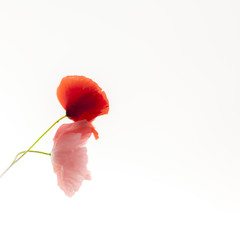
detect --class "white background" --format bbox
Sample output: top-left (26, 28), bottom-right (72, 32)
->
top-left (0, 0), bottom-right (239, 239)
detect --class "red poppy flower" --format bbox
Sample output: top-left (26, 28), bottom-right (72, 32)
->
top-left (57, 75), bottom-right (109, 122)
top-left (1, 75), bottom-right (109, 198)
top-left (51, 120), bottom-right (97, 197)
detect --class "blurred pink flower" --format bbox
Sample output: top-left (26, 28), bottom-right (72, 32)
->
top-left (51, 120), bottom-right (98, 197)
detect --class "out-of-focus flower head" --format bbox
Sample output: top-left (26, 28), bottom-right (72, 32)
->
top-left (51, 120), bottom-right (97, 197)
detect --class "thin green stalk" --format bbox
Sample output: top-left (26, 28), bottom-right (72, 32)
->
top-left (15, 150), bottom-right (51, 161)
top-left (0, 115), bottom-right (66, 178)
top-left (0, 150), bottom-right (51, 178)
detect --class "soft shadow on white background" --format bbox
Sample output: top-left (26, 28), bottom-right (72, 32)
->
top-left (0, 0), bottom-right (239, 239)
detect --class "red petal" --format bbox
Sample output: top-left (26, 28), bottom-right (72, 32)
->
top-left (57, 76), bottom-right (109, 122)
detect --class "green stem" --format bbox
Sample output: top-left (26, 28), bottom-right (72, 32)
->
top-left (0, 115), bottom-right (66, 178)
top-left (15, 150), bottom-right (51, 161)
top-left (0, 151), bottom-right (51, 178)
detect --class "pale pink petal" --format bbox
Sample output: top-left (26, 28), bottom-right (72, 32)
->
top-left (51, 120), bottom-right (97, 197)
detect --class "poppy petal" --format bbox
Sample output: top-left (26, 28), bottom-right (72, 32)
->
top-left (51, 120), bottom-right (96, 197)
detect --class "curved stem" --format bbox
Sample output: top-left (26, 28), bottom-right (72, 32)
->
top-left (0, 150), bottom-right (51, 178)
top-left (0, 115), bottom-right (66, 178)
top-left (15, 150), bottom-right (51, 161)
